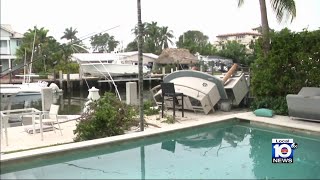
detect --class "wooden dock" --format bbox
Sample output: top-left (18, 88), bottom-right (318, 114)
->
top-left (98, 77), bottom-right (162, 83)
top-left (0, 73), bottom-right (165, 92)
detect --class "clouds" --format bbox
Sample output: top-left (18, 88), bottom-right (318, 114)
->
top-left (1, 0), bottom-right (319, 47)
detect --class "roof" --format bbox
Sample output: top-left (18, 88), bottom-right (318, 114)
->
top-left (118, 51), bottom-right (158, 59)
top-left (0, 24), bottom-right (23, 38)
top-left (207, 55), bottom-right (233, 61)
top-left (156, 48), bottom-right (198, 64)
top-left (72, 53), bottom-right (118, 62)
top-left (71, 52), bottom-right (158, 62)
top-left (216, 32), bottom-right (261, 38)
top-left (252, 26), bottom-right (262, 31)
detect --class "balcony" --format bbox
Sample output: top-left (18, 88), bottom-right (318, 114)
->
top-left (0, 47), bottom-right (9, 55)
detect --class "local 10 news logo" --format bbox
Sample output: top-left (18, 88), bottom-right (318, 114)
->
top-left (272, 139), bottom-right (298, 163)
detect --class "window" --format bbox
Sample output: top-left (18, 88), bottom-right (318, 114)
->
top-left (0, 40), bottom-right (8, 54)
top-left (16, 40), bottom-right (21, 46)
top-left (236, 35), bottom-right (244, 39)
top-left (0, 40), bottom-right (7, 48)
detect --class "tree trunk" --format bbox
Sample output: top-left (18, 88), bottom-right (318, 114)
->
top-left (137, 0), bottom-right (144, 131)
top-left (259, 0), bottom-right (270, 57)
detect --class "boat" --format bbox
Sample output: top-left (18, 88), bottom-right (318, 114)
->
top-left (0, 81), bottom-right (48, 96)
top-left (151, 64), bottom-right (250, 114)
top-left (0, 28), bottom-right (62, 96)
top-left (0, 81), bottom-right (62, 96)
top-left (72, 53), bottom-right (151, 77)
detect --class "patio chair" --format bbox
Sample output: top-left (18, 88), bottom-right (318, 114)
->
top-left (35, 104), bottom-right (62, 135)
top-left (286, 87), bottom-right (320, 122)
top-left (161, 82), bottom-right (184, 118)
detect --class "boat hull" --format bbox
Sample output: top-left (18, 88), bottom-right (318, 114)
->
top-left (80, 63), bottom-right (150, 77)
top-left (151, 70), bottom-right (249, 114)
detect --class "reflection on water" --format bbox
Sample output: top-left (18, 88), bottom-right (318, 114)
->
top-left (1, 121), bottom-right (320, 179)
top-left (8, 83), bottom-right (155, 115)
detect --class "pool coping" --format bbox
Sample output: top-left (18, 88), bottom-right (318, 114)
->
top-left (1, 112), bottom-right (320, 162)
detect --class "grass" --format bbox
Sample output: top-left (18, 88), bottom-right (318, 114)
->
top-left (161, 114), bottom-right (175, 124)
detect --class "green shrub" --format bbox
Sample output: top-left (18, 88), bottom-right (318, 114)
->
top-left (55, 62), bottom-right (79, 74)
top-left (251, 28), bottom-right (320, 97)
top-left (143, 100), bottom-right (159, 116)
top-left (250, 97), bottom-right (288, 115)
top-left (250, 28), bottom-right (320, 115)
top-left (73, 92), bottom-right (137, 142)
top-left (161, 114), bottom-right (175, 124)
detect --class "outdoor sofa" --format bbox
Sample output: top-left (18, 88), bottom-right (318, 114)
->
top-left (286, 87), bottom-right (320, 122)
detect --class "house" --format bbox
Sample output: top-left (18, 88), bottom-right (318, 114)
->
top-left (71, 51), bottom-right (158, 69)
top-left (196, 54), bottom-right (234, 72)
top-left (0, 24), bottom-right (23, 74)
top-left (118, 51), bottom-right (158, 68)
top-left (214, 32), bottom-right (262, 51)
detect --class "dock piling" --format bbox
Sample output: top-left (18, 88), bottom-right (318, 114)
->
top-left (59, 70), bottom-right (63, 90)
top-left (126, 82), bottom-right (137, 105)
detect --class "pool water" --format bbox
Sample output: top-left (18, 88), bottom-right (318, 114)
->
top-left (1, 120), bottom-right (320, 179)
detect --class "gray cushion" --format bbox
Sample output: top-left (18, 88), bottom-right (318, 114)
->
top-left (24, 124), bottom-right (54, 134)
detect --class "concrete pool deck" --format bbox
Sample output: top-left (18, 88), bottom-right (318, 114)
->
top-left (1, 109), bottom-right (320, 161)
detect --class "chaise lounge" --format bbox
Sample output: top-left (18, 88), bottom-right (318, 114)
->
top-left (286, 87), bottom-right (320, 122)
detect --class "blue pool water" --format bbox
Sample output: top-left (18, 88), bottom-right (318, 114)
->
top-left (1, 120), bottom-right (320, 179)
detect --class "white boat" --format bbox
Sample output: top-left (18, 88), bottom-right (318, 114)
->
top-left (151, 69), bottom-right (249, 114)
top-left (0, 81), bottom-right (48, 96)
top-left (72, 53), bottom-right (150, 77)
top-left (0, 81), bottom-right (62, 96)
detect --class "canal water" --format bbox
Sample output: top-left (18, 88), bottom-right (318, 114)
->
top-left (10, 81), bottom-right (160, 115)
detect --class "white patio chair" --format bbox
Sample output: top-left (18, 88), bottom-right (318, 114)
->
top-left (35, 104), bottom-right (62, 135)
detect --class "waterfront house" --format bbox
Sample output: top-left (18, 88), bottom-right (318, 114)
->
top-left (0, 24), bottom-right (23, 75)
top-left (214, 32), bottom-right (261, 51)
top-left (117, 51), bottom-right (158, 69)
top-left (72, 51), bottom-right (158, 68)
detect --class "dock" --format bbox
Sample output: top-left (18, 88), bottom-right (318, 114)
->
top-left (0, 73), bottom-right (165, 91)
top-left (98, 77), bottom-right (162, 83)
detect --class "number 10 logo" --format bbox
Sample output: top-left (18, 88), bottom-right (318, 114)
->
top-left (272, 139), bottom-right (298, 163)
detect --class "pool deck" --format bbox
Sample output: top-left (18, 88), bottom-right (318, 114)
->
top-left (1, 109), bottom-right (320, 161)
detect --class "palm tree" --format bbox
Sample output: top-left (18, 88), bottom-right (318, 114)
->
top-left (137, 0), bottom-right (144, 131)
top-left (132, 22), bottom-right (147, 40)
top-left (61, 27), bottom-right (78, 43)
top-left (238, 0), bottom-right (296, 56)
top-left (145, 22), bottom-right (160, 53)
top-left (159, 26), bottom-right (174, 49)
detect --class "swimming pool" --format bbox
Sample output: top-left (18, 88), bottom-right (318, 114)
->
top-left (1, 119), bottom-right (320, 179)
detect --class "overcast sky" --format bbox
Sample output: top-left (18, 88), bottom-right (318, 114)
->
top-left (1, 0), bottom-right (320, 48)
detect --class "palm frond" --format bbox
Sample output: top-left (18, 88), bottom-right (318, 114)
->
top-left (270, 0), bottom-right (296, 23)
top-left (238, 0), bottom-right (245, 7)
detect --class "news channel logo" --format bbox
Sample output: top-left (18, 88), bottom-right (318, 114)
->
top-left (272, 139), bottom-right (298, 163)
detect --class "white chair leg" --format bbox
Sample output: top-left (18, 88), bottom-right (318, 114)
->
top-left (56, 120), bottom-right (62, 136)
top-left (52, 122), bottom-right (56, 133)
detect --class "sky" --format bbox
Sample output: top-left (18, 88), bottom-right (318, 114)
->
top-left (1, 0), bottom-right (320, 48)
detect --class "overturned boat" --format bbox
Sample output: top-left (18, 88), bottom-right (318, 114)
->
top-left (151, 64), bottom-right (249, 114)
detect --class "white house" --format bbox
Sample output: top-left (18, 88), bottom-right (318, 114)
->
top-left (117, 51), bottom-right (158, 68)
top-left (0, 24), bottom-right (23, 74)
top-left (72, 51), bottom-right (158, 69)
top-left (214, 32), bottom-right (262, 51)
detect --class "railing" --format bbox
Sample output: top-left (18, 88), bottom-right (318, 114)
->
top-left (0, 47), bottom-right (9, 54)
top-left (1, 108), bottom-right (42, 146)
